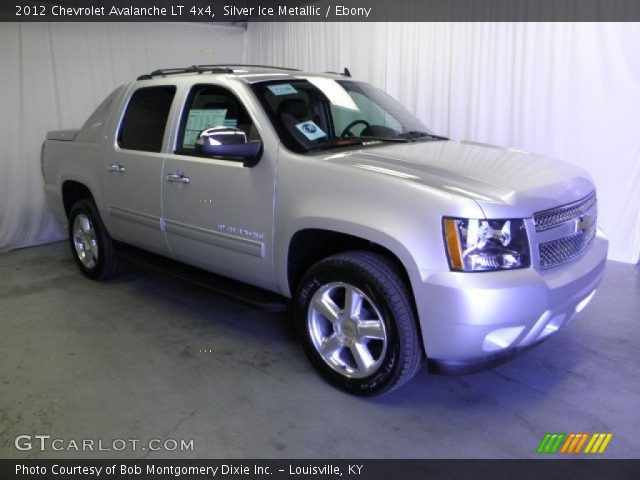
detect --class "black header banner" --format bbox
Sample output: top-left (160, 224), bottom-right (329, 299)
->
top-left (0, 459), bottom-right (639, 480)
top-left (3, 0), bottom-right (640, 22)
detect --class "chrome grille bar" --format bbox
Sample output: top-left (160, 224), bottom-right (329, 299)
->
top-left (533, 192), bottom-right (597, 232)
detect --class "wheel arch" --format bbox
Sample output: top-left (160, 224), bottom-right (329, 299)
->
top-left (61, 180), bottom-right (96, 218)
top-left (281, 220), bottom-right (420, 301)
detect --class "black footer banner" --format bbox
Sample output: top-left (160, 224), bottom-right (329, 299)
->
top-left (1, 459), bottom-right (639, 480)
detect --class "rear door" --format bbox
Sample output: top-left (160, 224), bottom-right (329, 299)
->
top-left (106, 85), bottom-right (176, 256)
top-left (161, 83), bottom-right (277, 291)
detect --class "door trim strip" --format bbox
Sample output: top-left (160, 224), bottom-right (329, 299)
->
top-left (163, 219), bottom-right (265, 258)
top-left (108, 205), bottom-right (160, 229)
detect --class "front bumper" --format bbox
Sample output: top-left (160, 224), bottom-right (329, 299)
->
top-left (415, 229), bottom-right (608, 373)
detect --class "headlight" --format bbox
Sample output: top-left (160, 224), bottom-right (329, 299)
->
top-left (443, 218), bottom-right (530, 271)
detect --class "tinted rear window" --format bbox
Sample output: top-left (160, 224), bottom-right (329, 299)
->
top-left (118, 86), bottom-right (176, 152)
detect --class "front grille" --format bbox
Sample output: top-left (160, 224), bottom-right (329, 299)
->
top-left (533, 192), bottom-right (597, 232)
top-left (535, 192), bottom-right (598, 270)
top-left (539, 232), bottom-right (590, 269)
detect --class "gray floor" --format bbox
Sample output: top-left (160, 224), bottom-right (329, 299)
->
top-left (1, 242), bottom-right (638, 459)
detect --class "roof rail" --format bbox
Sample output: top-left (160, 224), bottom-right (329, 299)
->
top-left (196, 64), bottom-right (301, 72)
top-left (137, 65), bottom-right (233, 81)
top-left (137, 64), bottom-right (301, 80)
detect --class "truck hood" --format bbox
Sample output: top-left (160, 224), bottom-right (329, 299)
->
top-left (320, 140), bottom-right (595, 218)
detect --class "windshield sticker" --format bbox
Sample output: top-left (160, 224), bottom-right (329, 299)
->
top-left (183, 109), bottom-right (227, 148)
top-left (268, 83), bottom-right (298, 96)
top-left (295, 121), bottom-right (327, 141)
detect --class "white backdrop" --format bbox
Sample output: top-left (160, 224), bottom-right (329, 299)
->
top-left (245, 22), bottom-right (640, 264)
top-left (0, 22), bottom-right (245, 253)
top-left (2, 22), bottom-right (639, 264)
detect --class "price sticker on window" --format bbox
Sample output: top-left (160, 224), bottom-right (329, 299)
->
top-left (268, 83), bottom-right (298, 96)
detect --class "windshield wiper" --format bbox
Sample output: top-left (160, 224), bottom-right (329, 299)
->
top-left (308, 136), bottom-right (408, 152)
top-left (398, 131), bottom-right (449, 141)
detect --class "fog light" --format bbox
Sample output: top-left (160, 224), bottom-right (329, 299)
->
top-left (539, 313), bottom-right (567, 339)
top-left (482, 326), bottom-right (525, 352)
top-left (575, 289), bottom-right (597, 313)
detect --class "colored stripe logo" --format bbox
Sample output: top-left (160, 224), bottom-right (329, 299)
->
top-left (537, 433), bottom-right (613, 454)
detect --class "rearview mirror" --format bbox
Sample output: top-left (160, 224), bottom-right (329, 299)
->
top-left (195, 127), bottom-right (262, 166)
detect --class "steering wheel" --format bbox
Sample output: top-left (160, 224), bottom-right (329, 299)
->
top-left (340, 119), bottom-right (370, 138)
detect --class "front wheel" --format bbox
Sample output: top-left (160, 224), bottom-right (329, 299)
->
top-left (68, 199), bottom-right (120, 280)
top-left (294, 251), bottom-right (423, 396)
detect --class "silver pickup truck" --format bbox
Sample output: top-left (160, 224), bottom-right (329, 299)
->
top-left (42, 64), bottom-right (608, 395)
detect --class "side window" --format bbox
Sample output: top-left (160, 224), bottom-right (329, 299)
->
top-left (176, 84), bottom-right (260, 155)
top-left (118, 86), bottom-right (176, 152)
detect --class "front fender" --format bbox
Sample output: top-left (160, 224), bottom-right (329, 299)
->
top-left (276, 217), bottom-right (422, 297)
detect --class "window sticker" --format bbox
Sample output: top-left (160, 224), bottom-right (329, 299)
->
top-left (268, 83), bottom-right (298, 96)
top-left (182, 108), bottom-right (227, 148)
top-left (295, 120), bottom-right (327, 141)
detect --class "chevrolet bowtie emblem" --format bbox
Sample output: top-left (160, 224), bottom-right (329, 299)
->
top-left (575, 215), bottom-right (592, 233)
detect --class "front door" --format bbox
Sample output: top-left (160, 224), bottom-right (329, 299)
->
top-left (161, 83), bottom-right (277, 290)
top-left (106, 85), bottom-right (176, 256)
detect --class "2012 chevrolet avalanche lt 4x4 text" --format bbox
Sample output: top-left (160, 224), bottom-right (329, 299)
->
top-left (42, 65), bottom-right (607, 395)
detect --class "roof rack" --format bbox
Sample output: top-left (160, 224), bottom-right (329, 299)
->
top-left (197, 64), bottom-right (301, 72)
top-left (137, 65), bottom-right (232, 80)
top-left (137, 64), bottom-right (300, 80)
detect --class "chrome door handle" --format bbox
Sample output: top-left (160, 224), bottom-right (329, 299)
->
top-left (166, 171), bottom-right (190, 184)
top-left (108, 162), bottom-right (126, 173)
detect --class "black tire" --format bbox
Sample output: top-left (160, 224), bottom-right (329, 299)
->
top-left (294, 251), bottom-right (423, 396)
top-left (68, 199), bottom-right (120, 280)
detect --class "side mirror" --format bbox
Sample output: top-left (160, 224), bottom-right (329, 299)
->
top-left (195, 127), bottom-right (263, 167)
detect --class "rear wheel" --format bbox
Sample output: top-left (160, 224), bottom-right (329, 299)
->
top-left (294, 251), bottom-right (423, 396)
top-left (68, 199), bottom-right (119, 280)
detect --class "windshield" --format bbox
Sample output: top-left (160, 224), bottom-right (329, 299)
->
top-left (250, 78), bottom-right (445, 153)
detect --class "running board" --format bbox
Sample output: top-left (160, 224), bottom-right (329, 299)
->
top-left (116, 243), bottom-right (289, 312)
